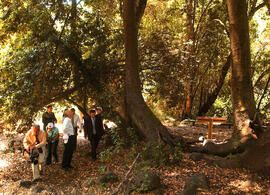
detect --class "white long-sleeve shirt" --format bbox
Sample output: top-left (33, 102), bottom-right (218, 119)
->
top-left (63, 117), bottom-right (74, 136)
top-left (72, 113), bottom-right (82, 129)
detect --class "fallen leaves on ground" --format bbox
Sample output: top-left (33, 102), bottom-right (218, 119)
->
top-left (0, 125), bottom-right (270, 194)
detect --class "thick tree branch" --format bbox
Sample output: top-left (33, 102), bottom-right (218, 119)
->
top-left (135, 0), bottom-right (147, 25)
top-left (213, 19), bottom-right (230, 38)
top-left (65, 98), bottom-right (89, 117)
top-left (42, 86), bottom-right (78, 106)
top-left (198, 54), bottom-right (231, 116)
top-left (248, 2), bottom-right (265, 20)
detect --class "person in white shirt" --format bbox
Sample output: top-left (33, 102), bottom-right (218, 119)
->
top-left (71, 108), bottom-right (81, 151)
top-left (61, 110), bottom-right (75, 170)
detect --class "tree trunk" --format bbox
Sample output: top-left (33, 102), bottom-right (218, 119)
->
top-left (70, 0), bottom-right (81, 89)
top-left (198, 54), bottom-right (231, 116)
top-left (123, 0), bottom-right (175, 144)
top-left (228, 0), bottom-right (262, 137)
top-left (182, 0), bottom-right (196, 119)
top-left (195, 0), bottom-right (262, 156)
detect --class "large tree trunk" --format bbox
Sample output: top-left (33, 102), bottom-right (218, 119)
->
top-left (228, 0), bottom-right (262, 137)
top-left (197, 0), bottom-right (262, 156)
top-left (123, 0), bottom-right (175, 144)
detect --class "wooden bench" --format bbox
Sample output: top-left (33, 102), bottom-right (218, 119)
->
top-left (194, 117), bottom-right (232, 139)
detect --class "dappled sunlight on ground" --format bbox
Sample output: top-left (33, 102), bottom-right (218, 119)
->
top-left (228, 179), bottom-right (264, 193)
top-left (0, 141), bottom-right (7, 151)
top-left (0, 159), bottom-right (10, 169)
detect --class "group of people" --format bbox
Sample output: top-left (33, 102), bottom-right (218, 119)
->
top-left (23, 105), bottom-right (105, 181)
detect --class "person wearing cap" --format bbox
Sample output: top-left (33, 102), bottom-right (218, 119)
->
top-left (71, 108), bottom-right (81, 151)
top-left (62, 110), bottom-right (75, 170)
top-left (23, 124), bottom-right (46, 181)
top-left (42, 105), bottom-right (57, 130)
top-left (84, 109), bottom-right (104, 160)
top-left (45, 122), bottom-right (59, 165)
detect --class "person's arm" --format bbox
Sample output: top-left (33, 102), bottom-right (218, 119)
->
top-left (53, 113), bottom-right (57, 123)
top-left (45, 129), bottom-right (50, 142)
top-left (63, 118), bottom-right (67, 134)
top-left (77, 115), bottom-right (82, 130)
top-left (23, 132), bottom-right (30, 151)
top-left (52, 128), bottom-right (59, 141)
top-left (54, 133), bottom-right (59, 141)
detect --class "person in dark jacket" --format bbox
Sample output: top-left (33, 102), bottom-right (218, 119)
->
top-left (95, 107), bottom-right (104, 134)
top-left (83, 109), bottom-right (104, 160)
top-left (42, 105), bottom-right (57, 130)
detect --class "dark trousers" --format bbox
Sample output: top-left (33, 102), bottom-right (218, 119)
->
top-left (62, 135), bottom-right (75, 168)
top-left (74, 127), bottom-right (78, 151)
top-left (90, 135), bottom-right (101, 160)
top-left (46, 140), bottom-right (58, 164)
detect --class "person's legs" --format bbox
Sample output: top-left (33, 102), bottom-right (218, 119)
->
top-left (67, 135), bottom-right (75, 167)
top-left (74, 127), bottom-right (78, 151)
top-left (46, 142), bottom-right (52, 165)
top-left (91, 136), bottom-right (99, 160)
top-left (38, 147), bottom-right (45, 173)
top-left (32, 163), bottom-right (40, 180)
top-left (62, 142), bottom-right (69, 168)
top-left (52, 140), bottom-right (59, 162)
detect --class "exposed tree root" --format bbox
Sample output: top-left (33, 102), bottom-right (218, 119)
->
top-left (191, 127), bottom-right (270, 171)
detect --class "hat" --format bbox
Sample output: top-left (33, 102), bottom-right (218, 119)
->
top-left (47, 122), bottom-right (54, 128)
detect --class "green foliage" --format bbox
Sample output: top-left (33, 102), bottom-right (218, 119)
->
top-left (0, 0), bottom-right (269, 131)
top-left (125, 127), bottom-right (140, 147)
top-left (131, 170), bottom-right (154, 193)
top-left (98, 166), bottom-right (108, 174)
top-left (99, 127), bottom-right (124, 162)
top-left (0, 0), bottom-right (124, 128)
top-left (171, 143), bottom-right (183, 164)
top-left (140, 142), bottom-right (183, 167)
top-left (140, 0), bottom-right (231, 119)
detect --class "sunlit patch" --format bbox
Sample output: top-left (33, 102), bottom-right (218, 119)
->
top-left (106, 121), bottom-right (117, 128)
top-left (0, 159), bottom-right (10, 168)
top-left (228, 179), bottom-right (263, 192)
top-left (0, 142), bottom-right (8, 151)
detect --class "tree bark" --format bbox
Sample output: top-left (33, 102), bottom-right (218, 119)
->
top-left (123, 0), bottom-right (175, 144)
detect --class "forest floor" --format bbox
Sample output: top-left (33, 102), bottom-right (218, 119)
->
top-left (0, 124), bottom-right (270, 194)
